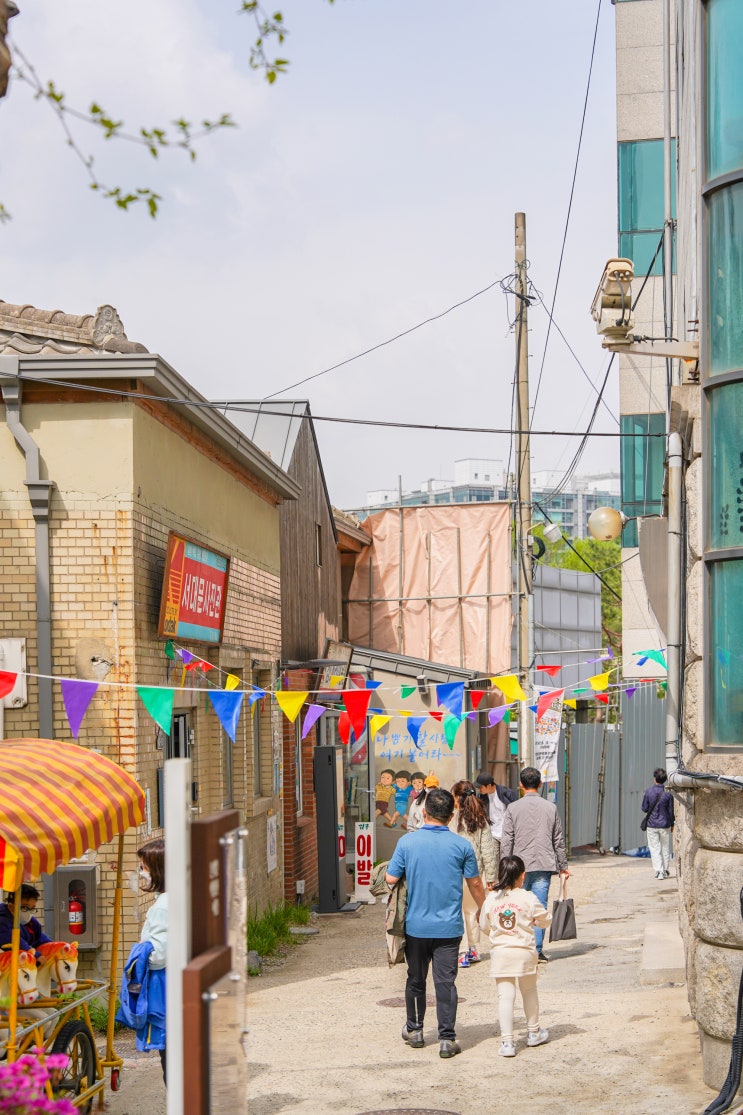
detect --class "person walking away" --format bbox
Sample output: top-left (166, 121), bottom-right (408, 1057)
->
top-left (450, 781), bottom-right (498, 967)
top-left (500, 767), bottom-right (569, 963)
top-left (642, 768), bottom-right (675, 878)
top-left (386, 787), bottom-right (486, 1059)
top-left (475, 772), bottom-right (518, 871)
top-left (479, 855), bottom-right (552, 1057)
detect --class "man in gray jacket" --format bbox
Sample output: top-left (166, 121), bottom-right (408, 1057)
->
top-left (500, 766), bottom-right (570, 962)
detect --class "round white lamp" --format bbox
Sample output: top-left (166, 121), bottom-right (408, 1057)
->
top-left (587, 506), bottom-right (628, 541)
top-left (543, 522), bottom-right (562, 544)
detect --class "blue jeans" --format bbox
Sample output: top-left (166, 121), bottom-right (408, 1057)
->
top-left (523, 871), bottom-right (552, 952)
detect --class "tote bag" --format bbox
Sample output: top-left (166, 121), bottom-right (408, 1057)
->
top-left (549, 875), bottom-right (577, 943)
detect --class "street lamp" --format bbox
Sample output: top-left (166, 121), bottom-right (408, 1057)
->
top-left (587, 506), bottom-right (628, 541)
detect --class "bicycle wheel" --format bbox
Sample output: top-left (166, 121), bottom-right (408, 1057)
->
top-left (51, 1019), bottom-right (98, 1114)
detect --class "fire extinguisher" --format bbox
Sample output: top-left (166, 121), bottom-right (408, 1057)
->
top-left (68, 893), bottom-right (85, 935)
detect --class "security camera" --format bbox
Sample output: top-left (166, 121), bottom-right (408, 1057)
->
top-left (590, 258), bottom-right (635, 341)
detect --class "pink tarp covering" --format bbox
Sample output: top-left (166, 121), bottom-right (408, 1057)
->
top-left (347, 504), bottom-right (512, 674)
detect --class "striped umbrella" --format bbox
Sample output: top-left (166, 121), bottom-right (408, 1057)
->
top-left (0, 738), bottom-right (145, 891)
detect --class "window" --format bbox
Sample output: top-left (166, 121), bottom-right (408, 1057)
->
top-left (707, 0), bottom-right (743, 180)
top-left (710, 561), bottom-right (743, 746)
top-left (709, 383), bottom-right (743, 548)
top-left (618, 139), bottom-right (676, 277)
top-left (315, 522), bottom-right (323, 567)
top-left (708, 183), bottom-right (743, 375)
top-left (620, 414), bottom-right (666, 546)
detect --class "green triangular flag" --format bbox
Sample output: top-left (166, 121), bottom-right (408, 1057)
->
top-left (401, 685), bottom-right (416, 699)
top-left (504, 710), bottom-right (511, 723)
top-left (164, 640), bottom-right (176, 660)
top-left (443, 714), bottom-right (461, 748)
top-left (137, 686), bottom-right (175, 734)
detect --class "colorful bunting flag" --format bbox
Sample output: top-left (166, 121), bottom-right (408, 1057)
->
top-left (225, 674), bottom-right (241, 691)
top-left (407, 716), bottom-right (427, 748)
top-left (208, 690), bottom-right (244, 743)
top-left (248, 688), bottom-right (267, 707)
top-left (164, 641), bottom-right (176, 660)
top-left (625, 687), bottom-right (638, 699)
top-left (589, 673), bottom-right (610, 692)
top-left (275, 691), bottom-right (308, 723)
top-left (504, 710), bottom-right (511, 724)
top-left (342, 689), bottom-right (372, 740)
top-left (61, 679), bottom-right (98, 739)
top-left (564, 698), bottom-right (577, 710)
top-left (491, 675), bottom-right (527, 703)
top-left (137, 686), bottom-right (175, 734)
top-left (436, 682), bottom-right (465, 721)
top-left (369, 714), bottom-right (391, 739)
top-left (487, 706), bottom-right (507, 727)
top-left (366, 680), bottom-right (382, 689)
top-left (401, 685), bottom-right (416, 699)
top-left (301, 704), bottom-right (325, 740)
top-left (536, 665), bottom-right (561, 678)
top-left (537, 688), bottom-right (564, 721)
top-left (429, 710), bottom-right (444, 722)
top-left (596, 693), bottom-right (609, 705)
top-left (443, 715), bottom-right (461, 748)
top-left (338, 709), bottom-right (352, 746)
top-left (0, 672), bottom-right (17, 700)
top-left (180, 650), bottom-right (195, 665)
top-left (469, 690), bottom-right (486, 711)
top-left (603, 646), bottom-right (614, 659)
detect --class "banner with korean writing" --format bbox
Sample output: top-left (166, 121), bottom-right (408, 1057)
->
top-left (534, 693), bottom-right (564, 783)
top-left (158, 531), bottom-right (230, 644)
top-left (354, 822), bottom-right (375, 903)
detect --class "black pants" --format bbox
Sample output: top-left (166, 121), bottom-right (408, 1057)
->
top-left (158, 1046), bottom-right (166, 1086)
top-left (404, 934), bottom-right (461, 1041)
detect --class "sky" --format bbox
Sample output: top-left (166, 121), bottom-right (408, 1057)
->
top-left (1, 0), bottom-right (620, 511)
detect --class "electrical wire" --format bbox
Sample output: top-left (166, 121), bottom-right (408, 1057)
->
top-left (533, 500), bottom-right (621, 603)
top-left (261, 277), bottom-right (506, 400)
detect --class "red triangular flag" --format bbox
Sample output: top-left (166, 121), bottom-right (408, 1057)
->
top-left (429, 710), bottom-right (444, 722)
top-left (596, 693), bottom-right (610, 704)
top-left (338, 710), bottom-right (352, 746)
top-left (537, 688), bottom-right (565, 721)
top-left (0, 672), bottom-right (17, 699)
top-left (469, 690), bottom-right (486, 711)
top-left (342, 689), bottom-right (371, 740)
top-left (536, 665), bottom-right (561, 678)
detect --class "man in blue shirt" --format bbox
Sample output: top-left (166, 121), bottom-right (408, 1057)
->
top-left (386, 787), bottom-right (486, 1059)
top-left (0, 883), bottom-right (52, 954)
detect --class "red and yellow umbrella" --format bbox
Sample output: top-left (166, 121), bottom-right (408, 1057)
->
top-left (0, 738), bottom-right (145, 891)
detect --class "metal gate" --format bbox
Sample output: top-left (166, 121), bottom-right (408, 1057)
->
top-left (556, 686), bottom-right (666, 854)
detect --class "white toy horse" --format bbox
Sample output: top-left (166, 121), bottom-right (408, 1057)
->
top-left (0, 948), bottom-right (40, 1007)
top-left (35, 941), bottom-right (79, 998)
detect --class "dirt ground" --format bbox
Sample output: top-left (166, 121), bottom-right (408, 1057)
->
top-left (246, 853), bottom-right (718, 1115)
top-left (101, 852), bottom-right (725, 1115)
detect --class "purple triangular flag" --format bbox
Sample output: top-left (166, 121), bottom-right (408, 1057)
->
top-left (302, 704), bottom-right (325, 740)
top-left (488, 706), bottom-right (507, 727)
top-left (61, 679), bottom-right (99, 739)
top-left (625, 687), bottom-right (638, 698)
top-left (208, 690), bottom-right (244, 743)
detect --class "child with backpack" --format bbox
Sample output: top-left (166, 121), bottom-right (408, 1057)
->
top-left (478, 855), bottom-right (552, 1057)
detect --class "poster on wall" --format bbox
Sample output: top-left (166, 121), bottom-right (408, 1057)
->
top-left (372, 720), bottom-right (466, 859)
top-left (534, 695), bottom-right (563, 783)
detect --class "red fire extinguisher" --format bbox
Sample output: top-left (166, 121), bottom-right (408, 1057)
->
top-left (68, 893), bottom-right (85, 935)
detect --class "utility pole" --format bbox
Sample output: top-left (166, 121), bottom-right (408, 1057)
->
top-left (515, 212), bottom-right (535, 768)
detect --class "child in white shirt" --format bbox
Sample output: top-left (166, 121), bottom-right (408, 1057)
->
top-left (478, 855), bottom-right (552, 1057)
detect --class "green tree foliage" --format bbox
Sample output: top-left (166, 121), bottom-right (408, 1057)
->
top-left (540, 533), bottom-right (622, 653)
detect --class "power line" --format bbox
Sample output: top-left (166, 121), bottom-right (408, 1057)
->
top-left (262, 277), bottom-right (506, 400)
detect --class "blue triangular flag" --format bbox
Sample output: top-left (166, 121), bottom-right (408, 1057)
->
top-left (208, 690), bottom-right (245, 742)
top-left (407, 716), bottom-right (427, 748)
top-left (436, 682), bottom-right (465, 720)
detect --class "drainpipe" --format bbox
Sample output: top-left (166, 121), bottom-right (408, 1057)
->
top-left (1, 360), bottom-right (55, 739)
top-left (665, 431), bottom-right (695, 789)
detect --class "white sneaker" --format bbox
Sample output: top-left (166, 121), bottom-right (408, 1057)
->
top-left (499, 1041), bottom-right (516, 1057)
top-left (527, 1028), bottom-right (549, 1047)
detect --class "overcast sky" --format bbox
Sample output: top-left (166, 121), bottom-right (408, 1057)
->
top-left (2, 0), bottom-right (619, 510)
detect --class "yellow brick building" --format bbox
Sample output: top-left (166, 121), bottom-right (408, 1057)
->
top-left (0, 302), bottom-right (298, 974)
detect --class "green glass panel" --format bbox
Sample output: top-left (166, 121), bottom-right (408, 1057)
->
top-left (619, 231), bottom-right (664, 278)
top-left (709, 384), bottom-right (743, 548)
top-left (618, 140), bottom-right (677, 233)
top-left (707, 0), bottom-right (743, 179)
top-left (620, 413), bottom-right (666, 498)
top-left (708, 184), bottom-right (743, 375)
top-left (710, 560), bottom-right (743, 746)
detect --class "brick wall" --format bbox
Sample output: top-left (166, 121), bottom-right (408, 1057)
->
top-left (281, 669), bottom-right (319, 904)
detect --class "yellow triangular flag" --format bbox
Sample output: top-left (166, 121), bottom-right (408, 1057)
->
top-left (329, 675), bottom-right (343, 689)
top-left (397, 710), bottom-right (411, 719)
top-left (225, 674), bottom-right (240, 691)
top-left (275, 690), bottom-right (308, 723)
top-left (491, 675), bottom-right (527, 703)
top-left (564, 698), bottom-right (577, 709)
top-left (370, 715), bottom-right (391, 739)
top-left (589, 672), bottom-right (610, 692)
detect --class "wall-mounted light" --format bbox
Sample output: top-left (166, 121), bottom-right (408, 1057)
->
top-left (587, 506), bottom-right (628, 541)
top-left (417, 674), bottom-right (428, 696)
top-left (543, 522), bottom-right (562, 544)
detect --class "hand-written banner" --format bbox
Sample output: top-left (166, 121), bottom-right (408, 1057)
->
top-left (534, 695), bottom-right (564, 783)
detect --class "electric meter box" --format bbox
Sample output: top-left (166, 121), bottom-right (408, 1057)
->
top-left (51, 864), bottom-right (99, 950)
